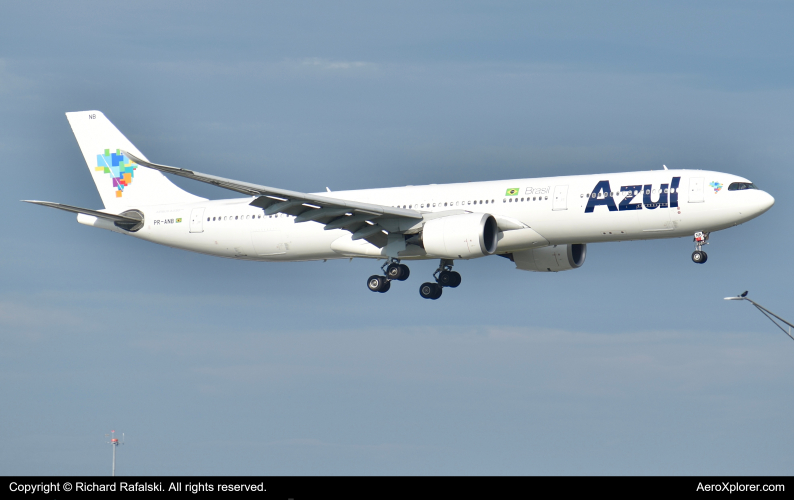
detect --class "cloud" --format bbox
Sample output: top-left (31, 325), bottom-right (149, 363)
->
top-left (300, 58), bottom-right (374, 70)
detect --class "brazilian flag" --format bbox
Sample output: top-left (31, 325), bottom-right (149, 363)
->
top-left (505, 188), bottom-right (519, 196)
top-left (176, 218), bottom-right (183, 223)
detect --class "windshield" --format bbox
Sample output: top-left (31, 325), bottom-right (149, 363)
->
top-left (728, 182), bottom-right (758, 191)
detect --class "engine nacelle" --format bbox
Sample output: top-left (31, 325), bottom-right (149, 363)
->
top-left (511, 244), bottom-right (586, 272)
top-left (422, 213), bottom-right (499, 259)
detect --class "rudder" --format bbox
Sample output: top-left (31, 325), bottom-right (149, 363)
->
top-left (66, 111), bottom-right (205, 209)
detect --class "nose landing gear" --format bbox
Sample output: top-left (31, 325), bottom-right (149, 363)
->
top-left (367, 259), bottom-right (409, 293)
top-left (692, 231), bottom-right (709, 264)
top-left (419, 259), bottom-right (462, 300)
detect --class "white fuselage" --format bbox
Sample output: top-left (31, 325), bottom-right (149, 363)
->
top-left (78, 169), bottom-right (774, 262)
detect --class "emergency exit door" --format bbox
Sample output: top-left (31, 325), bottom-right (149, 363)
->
top-left (552, 185), bottom-right (568, 211)
top-left (190, 207), bottom-right (205, 233)
top-left (688, 177), bottom-right (704, 203)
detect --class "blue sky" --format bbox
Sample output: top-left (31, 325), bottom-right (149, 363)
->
top-left (1, 1), bottom-right (793, 475)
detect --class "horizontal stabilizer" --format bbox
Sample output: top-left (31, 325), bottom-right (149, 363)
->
top-left (23, 200), bottom-right (142, 225)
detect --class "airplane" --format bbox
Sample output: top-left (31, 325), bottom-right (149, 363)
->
top-left (25, 111), bottom-right (775, 300)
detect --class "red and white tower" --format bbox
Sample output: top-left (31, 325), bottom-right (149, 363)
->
top-left (105, 430), bottom-right (124, 476)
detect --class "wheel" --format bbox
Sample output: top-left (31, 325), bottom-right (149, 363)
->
top-left (419, 282), bottom-right (442, 299)
top-left (700, 251), bottom-right (708, 263)
top-left (691, 251), bottom-right (706, 264)
top-left (367, 275), bottom-right (386, 292)
top-left (438, 270), bottom-right (461, 287)
top-left (378, 280), bottom-right (391, 293)
top-left (386, 263), bottom-right (408, 281)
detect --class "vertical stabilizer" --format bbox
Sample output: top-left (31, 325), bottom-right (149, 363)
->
top-left (66, 111), bottom-right (205, 209)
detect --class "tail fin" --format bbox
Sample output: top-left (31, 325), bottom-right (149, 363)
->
top-left (66, 111), bottom-right (205, 209)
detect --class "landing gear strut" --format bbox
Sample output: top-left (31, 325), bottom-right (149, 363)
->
top-left (692, 231), bottom-right (709, 264)
top-left (366, 258), bottom-right (409, 293)
top-left (419, 259), bottom-right (462, 300)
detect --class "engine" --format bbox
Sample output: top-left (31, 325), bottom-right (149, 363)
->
top-left (510, 244), bottom-right (586, 272)
top-left (422, 213), bottom-right (499, 259)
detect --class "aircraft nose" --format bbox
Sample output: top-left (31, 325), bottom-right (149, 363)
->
top-left (759, 191), bottom-right (775, 213)
top-left (748, 190), bottom-right (775, 217)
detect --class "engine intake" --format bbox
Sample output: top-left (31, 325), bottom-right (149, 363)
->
top-left (422, 213), bottom-right (498, 259)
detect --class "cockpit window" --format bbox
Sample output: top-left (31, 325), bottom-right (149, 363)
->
top-left (728, 182), bottom-right (758, 191)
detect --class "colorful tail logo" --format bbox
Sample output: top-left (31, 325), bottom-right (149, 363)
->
top-left (96, 149), bottom-right (137, 198)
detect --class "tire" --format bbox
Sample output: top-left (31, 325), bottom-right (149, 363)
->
top-left (431, 285), bottom-right (443, 300)
top-left (438, 271), bottom-right (453, 287)
top-left (449, 271), bottom-right (461, 288)
top-left (386, 263), bottom-right (403, 280)
top-left (378, 280), bottom-right (391, 293)
top-left (398, 264), bottom-right (410, 281)
top-left (420, 282), bottom-right (438, 299)
top-left (700, 251), bottom-right (708, 263)
top-left (691, 251), bottom-right (705, 264)
top-left (368, 275), bottom-right (384, 292)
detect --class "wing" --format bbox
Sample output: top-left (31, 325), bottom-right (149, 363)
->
top-left (122, 151), bottom-right (427, 247)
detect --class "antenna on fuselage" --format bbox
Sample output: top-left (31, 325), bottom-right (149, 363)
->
top-left (663, 165), bottom-right (668, 170)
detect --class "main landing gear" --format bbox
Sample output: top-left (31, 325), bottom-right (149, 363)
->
top-left (367, 258), bottom-right (410, 293)
top-left (366, 258), bottom-right (462, 300)
top-left (692, 231), bottom-right (709, 264)
top-left (419, 259), bottom-right (461, 300)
